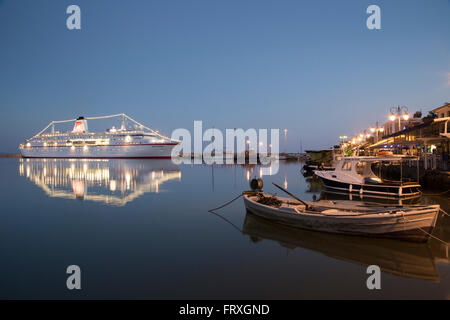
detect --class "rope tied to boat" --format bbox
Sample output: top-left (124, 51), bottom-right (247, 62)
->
top-left (420, 189), bottom-right (450, 196)
top-left (400, 213), bottom-right (450, 246)
top-left (207, 193), bottom-right (245, 233)
top-left (208, 193), bottom-right (243, 213)
top-left (439, 208), bottom-right (450, 218)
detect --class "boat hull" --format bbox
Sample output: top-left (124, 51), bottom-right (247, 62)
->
top-left (19, 144), bottom-right (177, 159)
top-left (302, 164), bottom-right (334, 172)
top-left (243, 195), bottom-right (439, 242)
top-left (316, 174), bottom-right (421, 198)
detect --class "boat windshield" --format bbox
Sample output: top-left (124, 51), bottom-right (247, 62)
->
top-left (356, 162), bottom-right (367, 175)
top-left (355, 161), bottom-right (379, 179)
top-left (341, 161), bottom-right (352, 171)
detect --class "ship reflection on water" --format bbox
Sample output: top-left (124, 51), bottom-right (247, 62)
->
top-left (18, 159), bottom-right (181, 206)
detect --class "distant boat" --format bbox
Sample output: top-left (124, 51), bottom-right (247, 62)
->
top-left (243, 191), bottom-right (439, 242)
top-left (314, 156), bottom-right (422, 198)
top-left (302, 147), bottom-right (342, 172)
top-left (18, 114), bottom-right (179, 159)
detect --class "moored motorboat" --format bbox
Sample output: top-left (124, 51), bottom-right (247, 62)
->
top-left (302, 147), bottom-right (342, 173)
top-left (314, 156), bottom-right (421, 198)
top-left (243, 190), bottom-right (440, 242)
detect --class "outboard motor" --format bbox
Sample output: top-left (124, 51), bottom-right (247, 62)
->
top-left (250, 178), bottom-right (263, 191)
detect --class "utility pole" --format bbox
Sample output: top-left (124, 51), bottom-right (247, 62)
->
top-left (283, 129), bottom-right (287, 155)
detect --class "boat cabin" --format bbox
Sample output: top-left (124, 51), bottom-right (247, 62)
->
top-left (314, 156), bottom-right (421, 197)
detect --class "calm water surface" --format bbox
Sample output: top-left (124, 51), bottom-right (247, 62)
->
top-left (0, 158), bottom-right (449, 299)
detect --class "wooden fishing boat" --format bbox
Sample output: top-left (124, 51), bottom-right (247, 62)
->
top-left (242, 190), bottom-right (440, 242)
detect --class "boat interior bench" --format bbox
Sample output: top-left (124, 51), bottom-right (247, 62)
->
top-left (364, 177), bottom-right (418, 186)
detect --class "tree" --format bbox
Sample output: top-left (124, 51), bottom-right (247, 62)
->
top-left (422, 111), bottom-right (437, 122)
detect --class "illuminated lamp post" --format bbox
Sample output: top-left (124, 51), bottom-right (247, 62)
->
top-left (389, 106), bottom-right (409, 132)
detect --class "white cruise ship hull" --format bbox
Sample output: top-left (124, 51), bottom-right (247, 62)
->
top-left (20, 144), bottom-right (177, 159)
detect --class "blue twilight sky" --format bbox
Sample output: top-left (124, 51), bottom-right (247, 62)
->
top-left (0, 0), bottom-right (449, 152)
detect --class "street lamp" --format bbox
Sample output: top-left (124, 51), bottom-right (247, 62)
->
top-left (389, 106), bottom-right (409, 132)
top-left (369, 122), bottom-right (384, 143)
top-left (376, 126), bottom-right (384, 142)
top-left (339, 136), bottom-right (347, 144)
top-left (389, 113), bottom-right (396, 121)
top-left (259, 141), bottom-right (263, 154)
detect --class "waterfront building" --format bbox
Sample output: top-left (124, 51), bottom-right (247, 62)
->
top-left (433, 103), bottom-right (450, 119)
top-left (368, 104), bottom-right (449, 171)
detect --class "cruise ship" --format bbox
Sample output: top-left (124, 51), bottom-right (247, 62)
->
top-left (18, 114), bottom-right (179, 159)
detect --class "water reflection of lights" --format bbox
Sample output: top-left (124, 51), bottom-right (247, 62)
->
top-left (110, 180), bottom-right (117, 191)
top-left (19, 159), bottom-right (181, 206)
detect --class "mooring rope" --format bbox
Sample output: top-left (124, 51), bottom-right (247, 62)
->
top-left (208, 193), bottom-right (243, 213)
top-left (401, 213), bottom-right (449, 246)
top-left (440, 208), bottom-right (450, 217)
top-left (208, 210), bottom-right (243, 233)
top-left (420, 189), bottom-right (450, 196)
top-left (208, 193), bottom-right (245, 233)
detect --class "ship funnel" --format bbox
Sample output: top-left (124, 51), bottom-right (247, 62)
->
top-left (72, 116), bottom-right (88, 133)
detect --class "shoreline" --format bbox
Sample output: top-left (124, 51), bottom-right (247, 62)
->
top-left (0, 153), bottom-right (21, 158)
